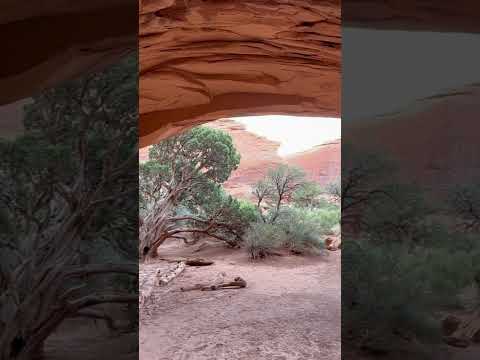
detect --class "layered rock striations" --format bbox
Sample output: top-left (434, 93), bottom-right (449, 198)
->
top-left (1, 1), bottom-right (136, 105)
top-left (3, 1), bottom-right (480, 135)
top-left (343, 1), bottom-right (480, 33)
top-left (139, 0), bottom-right (341, 147)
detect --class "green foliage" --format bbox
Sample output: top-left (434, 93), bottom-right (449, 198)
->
top-left (342, 146), bottom-right (480, 354)
top-left (292, 181), bottom-right (323, 208)
top-left (139, 126), bottom-right (251, 250)
top-left (140, 127), bottom-right (240, 209)
top-left (276, 206), bottom-right (340, 253)
top-left (139, 161), bottom-right (170, 215)
top-left (0, 55), bottom-right (138, 357)
top-left (344, 235), bottom-right (480, 349)
top-left (248, 162), bottom-right (341, 259)
top-left (0, 55), bottom-right (138, 262)
top-left (186, 185), bottom-right (258, 246)
top-left (325, 177), bottom-right (341, 199)
top-left (245, 222), bottom-right (286, 259)
top-left (148, 126), bottom-right (240, 185)
top-left (252, 164), bottom-right (306, 223)
top-left (244, 200), bottom-right (340, 259)
top-left (448, 181), bottom-right (480, 231)
top-left (362, 183), bottom-right (433, 246)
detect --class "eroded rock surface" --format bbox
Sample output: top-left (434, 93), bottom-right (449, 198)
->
top-left (139, 0), bottom-right (341, 146)
top-left (1, 1), bottom-right (136, 105)
top-left (206, 118), bottom-right (283, 199)
top-left (345, 84), bottom-right (480, 189)
top-left (343, 1), bottom-right (480, 33)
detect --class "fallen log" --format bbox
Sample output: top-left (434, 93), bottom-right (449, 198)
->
top-left (180, 277), bottom-right (247, 292)
top-left (185, 259), bottom-right (214, 266)
top-left (140, 262), bottom-right (186, 307)
top-left (158, 261), bottom-right (186, 286)
top-left (159, 257), bottom-right (214, 266)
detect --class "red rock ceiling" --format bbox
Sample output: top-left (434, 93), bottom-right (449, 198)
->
top-left (139, 0), bottom-right (341, 147)
top-left (0, 1), bottom-right (137, 105)
top-left (343, 1), bottom-right (480, 34)
top-left (2, 0), bottom-right (480, 145)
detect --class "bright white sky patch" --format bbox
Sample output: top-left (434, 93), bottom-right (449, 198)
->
top-left (232, 115), bottom-right (341, 157)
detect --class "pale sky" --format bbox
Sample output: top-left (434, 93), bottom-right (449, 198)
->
top-left (232, 115), bottom-right (341, 157)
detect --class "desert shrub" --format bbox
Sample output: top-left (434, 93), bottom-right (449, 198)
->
top-left (331, 223), bottom-right (341, 236)
top-left (325, 177), bottom-right (341, 200)
top-left (448, 181), bottom-right (480, 232)
top-left (343, 186), bottom-right (480, 353)
top-left (341, 146), bottom-right (480, 355)
top-left (276, 206), bottom-right (340, 253)
top-left (292, 181), bottom-right (323, 208)
top-left (245, 222), bottom-right (286, 259)
top-left (252, 164), bottom-right (306, 223)
top-left (343, 235), bottom-right (480, 352)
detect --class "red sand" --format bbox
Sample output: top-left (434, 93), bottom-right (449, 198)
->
top-left (140, 240), bottom-right (340, 360)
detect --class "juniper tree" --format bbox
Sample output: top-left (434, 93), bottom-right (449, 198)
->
top-left (0, 56), bottom-right (137, 360)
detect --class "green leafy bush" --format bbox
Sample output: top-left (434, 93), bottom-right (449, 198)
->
top-left (245, 203), bottom-right (340, 259)
top-left (276, 206), bottom-right (339, 253)
top-left (292, 181), bottom-right (323, 208)
top-left (343, 235), bottom-right (480, 353)
top-left (245, 222), bottom-right (286, 259)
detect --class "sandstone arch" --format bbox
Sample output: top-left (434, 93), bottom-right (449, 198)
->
top-left (139, 0), bottom-right (341, 146)
top-left (139, 0), bottom-right (480, 147)
top-left (2, 1), bottom-right (480, 145)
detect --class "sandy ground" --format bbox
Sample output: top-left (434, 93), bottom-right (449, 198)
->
top-left (140, 241), bottom-right (340, 360)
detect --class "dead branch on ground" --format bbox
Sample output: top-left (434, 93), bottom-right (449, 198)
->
top-left (180, 276), bottom-right (246, 292)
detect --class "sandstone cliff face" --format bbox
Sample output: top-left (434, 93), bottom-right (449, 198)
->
top-left (286, 139), bottom-right (340, 186)
top-left (139, 0), bottom-right (341, 147)
top-left (206, 118), bottom-right (283, 200)
top-left (140, 118), bottom-right (341, 200)
top-left (345, 84), bottom-right (480, 189)
top-left (206, 119), bottom-right (340, 200)
top-left (139, 147), bottom-right (149, 163)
